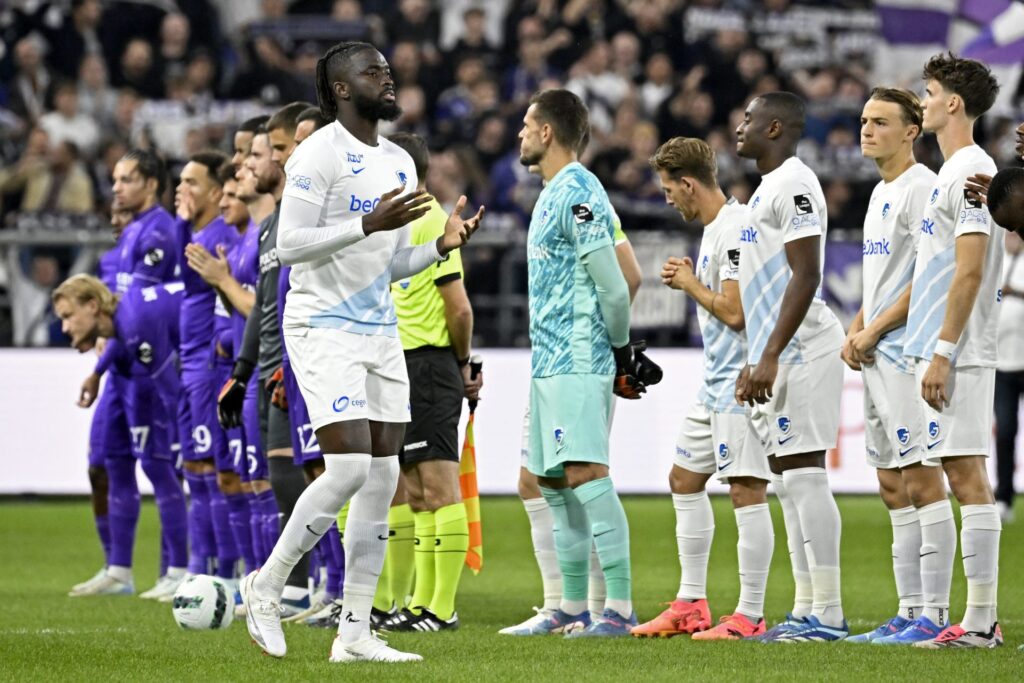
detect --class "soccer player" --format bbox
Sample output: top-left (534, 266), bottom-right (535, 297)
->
top-left (518, 88), bottom-right (645, 638)
top-left (56, 274), bottom-right (188, 598)
top-left (231, 116), bottom-right (269, 172)
top-left (240, 41), bottom-right (482, 663)
top-left (841, 88), bottom-right (948, 644)
top-left (75, 149), bottom-right (182, 597)
top-left (175, 150), bottom-right (242, 588)
top-left (69, 202), bottom-right (134, 596)
top-left (220, 121), bottom-right (313, 615)
top-left (903, 53), bottom-right (1003, 649)
top-left (374, 132), bottom-right (483, 633)
top-left (632, 137), bottom-right (774, 640)
top-left (186, 161), bottom-right (265, 574)
top-left (734, 92), bottom-right (847, 642)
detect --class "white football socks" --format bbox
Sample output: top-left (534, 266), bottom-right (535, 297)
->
top-left (522, 496), bottom-right (562, 611)
top-left (959, 504), bottom-right (1001, 632)
top-left (257, 453), bottom-right (371, 598)
top-left (339, 456), bottom-right (399, 646)
top-left (917, 498), bottom-right (955, 626)
top-left (781, 467), bottom-right (843, 627)
top-left (672, 491), bottom-right (714, 601)
top-left (735, 503), bottom-right (773, 621)
top-left (889, 506), bottom-right (923, 620)
top-left (771, 474), bottom-right (812, 618)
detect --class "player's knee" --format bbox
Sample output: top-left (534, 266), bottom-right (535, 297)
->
top-left (88, 465), bottom-right (108, 490)
top-left (217, 470), bottom-right (241, 494)
top-left (519, 471), bottom-right (542, 500)
top-left (728, 478), bottom-right (767, 507)
top-left (668, 465), bottom-right (702, 495)
top-left (946, 461), bottom-right (993, 505)
top-left (422, 481), bottom-right (459, 511)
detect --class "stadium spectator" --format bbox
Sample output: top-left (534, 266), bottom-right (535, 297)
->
top-left (8, 35), bottom-right (52, 123)
top-left (42, 0), bottom-right (104, 81)
top-left (40, 81), bottom-right (101, 158)
top-left (117, 38), bottom-right (163, 100)
top-left (0, 130), bottom-right (94, 215)
top-left (77, 54), bottom-right (118, 128)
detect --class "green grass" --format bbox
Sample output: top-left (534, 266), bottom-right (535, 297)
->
top-left (0, 496), bottom-right (1021, 681)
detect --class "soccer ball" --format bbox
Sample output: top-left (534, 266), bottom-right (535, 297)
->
top-left (171, 575), bottom-right (234, 630)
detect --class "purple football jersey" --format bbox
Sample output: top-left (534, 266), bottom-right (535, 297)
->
top-left (115, 205), bottom-right (178, 293)
top-left (229, 220), bottom-right (259, 353)
top-left (97, 246), bottom-right (120, 291)
top-left (178, 216), bottom-right (241, 373)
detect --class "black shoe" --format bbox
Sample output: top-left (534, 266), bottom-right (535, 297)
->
top-left (381, 607), bottom-right (422, 632)
top-left (370, 605), bottom-right (396, 629)
top-left (410, 608), bottom-right (459, 632)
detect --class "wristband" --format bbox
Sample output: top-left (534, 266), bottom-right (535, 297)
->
top-left (932, 339), bottom-right (957, 360)
top-left (457, 355), bottom-right (470, 367)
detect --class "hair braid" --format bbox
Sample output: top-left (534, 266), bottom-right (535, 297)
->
top-left (315, 41), bottom-right (376, 121)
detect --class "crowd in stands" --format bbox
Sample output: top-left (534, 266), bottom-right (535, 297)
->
top-left (1, 0), bottom-right (1021, 346)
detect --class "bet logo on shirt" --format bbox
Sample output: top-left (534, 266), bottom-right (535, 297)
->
top-left (792, 194), bottom-right (813, 215)
top-left (144, 248), bottom-right (164, 266)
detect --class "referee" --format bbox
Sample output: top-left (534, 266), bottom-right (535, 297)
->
top-left (384, 133), bottom-right (482, 632)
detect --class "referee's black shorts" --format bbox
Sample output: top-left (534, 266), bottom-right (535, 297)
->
top-left (400, 346), bottom-right (464, 466)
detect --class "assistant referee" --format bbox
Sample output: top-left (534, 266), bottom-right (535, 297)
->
top-left (382, 133), bottom-right (482, 632)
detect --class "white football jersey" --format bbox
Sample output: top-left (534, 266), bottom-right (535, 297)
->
top-left (904, 145), bottom-right (1002, 367)
top-left (861, 163), bottom-right (936, 373)
top-left (739, 156), bottom-right (843, 365)
top-left (280, 121), bottom-right (419, 337)
top-left (694, 198), bottom-right (747, 414)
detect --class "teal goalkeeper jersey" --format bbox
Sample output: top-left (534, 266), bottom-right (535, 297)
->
top-left (527, 162), bottom-right (617, 378)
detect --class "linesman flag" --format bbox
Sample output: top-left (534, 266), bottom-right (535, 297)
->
top-left (459, 356), bottom-right (484, 573)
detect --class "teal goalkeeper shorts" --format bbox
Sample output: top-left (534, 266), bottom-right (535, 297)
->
top-left (527, 373), bottom-right (614, 478)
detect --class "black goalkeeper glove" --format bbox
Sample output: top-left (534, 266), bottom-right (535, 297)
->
top-left (613, 340), bottom-right (661, 399)
top-left (217, 358), bottom-right (254, 428)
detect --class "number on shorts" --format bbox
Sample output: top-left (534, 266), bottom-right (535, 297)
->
top-left (296, 424), bottom-right (319, 454)
top-left (246, 445), bottom-right (259, 476)
top-left (192, 425), bottom-right (212, 454)
top-left (130, 425), bottom-right (150, 454)
top-left (229, 438), bottom-right (243, 468)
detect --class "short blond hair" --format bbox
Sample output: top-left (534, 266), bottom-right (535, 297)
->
top-left (649, 137), bottom-right (717, 187)
top-left (52, 274), bottom-right (118, 316)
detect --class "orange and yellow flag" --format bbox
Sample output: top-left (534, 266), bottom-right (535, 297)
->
top-left (458, 412), bottom-right (483, 573)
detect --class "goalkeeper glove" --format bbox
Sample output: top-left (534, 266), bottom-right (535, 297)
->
top-left (613, 340), bottom-right (661, 399)
top-left (217, 358), bottom-right (253, 428)
top-left (265, 366), bottom-right (288, 410)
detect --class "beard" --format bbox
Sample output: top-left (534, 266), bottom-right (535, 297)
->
top-left (352, 91), bottom-right (402, 122)
top-left (519, 148), bottom-right (542, 167)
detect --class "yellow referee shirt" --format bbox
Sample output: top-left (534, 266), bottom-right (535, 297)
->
top-left (392, 198), bottom-right (464, 351)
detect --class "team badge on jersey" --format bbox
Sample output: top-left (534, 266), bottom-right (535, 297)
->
top-left (928, 420), bottom-right (940, 440)
top-left (718, 443), bottom-right (729, 459)
top-left (793, 194), bottom-right (813, 215)
top-left (777, 416), bottom-right (791, 434)
top-left (554, 427), bottom-right (565, 445)
top-left (396, 170), bottom-right (408, 187)
top-left (929, 187), bottom-right (939, 204)
top-left (701, 255), bottom-right (709, 271)
top-left (143, 248), bottom-right (164, 266)
top-left (571, 203), bottom-right (595, 224)
top-left (896, 426), bottom-right (910, 446)
top-left (882, 202), bottom-right (891, 218)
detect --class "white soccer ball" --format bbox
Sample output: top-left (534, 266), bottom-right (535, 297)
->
top-left (171, 575), bottom-right (234, 630)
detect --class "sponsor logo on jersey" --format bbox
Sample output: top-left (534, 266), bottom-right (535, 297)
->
top-left (333, 395), bottom-right (350, 413)
top-left (349, 195), bottom-right (382, 213)
top-left (929, 188), bottom-right (939, 204)
top-left (259, 248), bottom-right (279, 274)
top-left (882, 201), bottom-right (891, 218)
top-left (863, 238), bottom-right (891, 255)
top-left (920, 217), bottom-right (935, 235)
top-left (571, 203), bottom-right (595, 224)
top-left (527, 244), bottom-right (550, 260)
top-left (959, 208), bottom-right (988, 226)
top-left (143, 248), bottom-right (164, 266)
top-left (346, 153), bottom-right (363, 163)
top-left (793, 194), bottom-right (813, 215)
top-left (137, 341), bottom-right (153, 364)
top-left (399, 279), bottom-right (411, 289)
top-left (963, 189), bottom-right (982, 209)
top-left (896, 426), bottom-right (910, 445)
top-left (290, 174), bottom-right (311, 191)
top-left (740, 226), bottom-right (758, 244)
top-left (676, 446), bottom-right (691, 458)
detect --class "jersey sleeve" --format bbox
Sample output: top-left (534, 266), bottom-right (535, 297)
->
top-left (282, 137), bottom-right (341, 206)
top-left (776, 181), bottom-right (824, 243)
top-left (611, 207), bottom-right (627, 245)
top-left (950, 167), bottom-right (993, 237)
top-left (559, 183), bottom-right (615, 258)
top-left (903, 177), bottom-right (931, 253)
top-left (718, 222), bottom-right (742, 282)
top-left (132, 220), bottom-right (179, 286)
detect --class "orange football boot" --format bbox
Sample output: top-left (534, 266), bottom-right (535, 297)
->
top-left (631, 599), bottom-right (712, 638)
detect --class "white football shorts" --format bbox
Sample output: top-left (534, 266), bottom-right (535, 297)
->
top-left (863, 355), bottom-right (932, 469)
top-left (914, 360), bottom-right (995, 461)
top-left (674, 402), bottom-right (771, 482)
top-left (283, 327), bottom-right (411, 431)
top-left (759, 350), bottom-right (843, 457)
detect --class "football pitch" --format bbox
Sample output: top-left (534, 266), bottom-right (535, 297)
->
top-left (1, 495), bottom-right (1021, 681)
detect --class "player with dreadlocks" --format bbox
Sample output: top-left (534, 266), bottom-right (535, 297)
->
top-left (240, 41), bottom-right (484, 664)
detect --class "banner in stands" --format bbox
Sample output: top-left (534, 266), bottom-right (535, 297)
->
top-left (3, 349), bottom-right (1021, 496)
